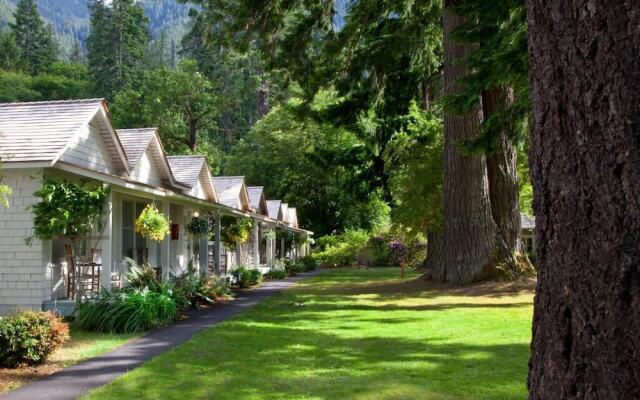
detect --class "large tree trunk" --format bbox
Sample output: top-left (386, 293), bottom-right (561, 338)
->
top-left (424, 228), bottom-right (443, 280)
top-left (526, 1), bottom-right (640, 398)
top-left (442, 2), bottom-right (504, 285)
top-left (482, 88), bottom-right (522, 252)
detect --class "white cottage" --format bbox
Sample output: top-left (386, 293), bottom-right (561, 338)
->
top-left (0, 99), bottom-right (312, 315)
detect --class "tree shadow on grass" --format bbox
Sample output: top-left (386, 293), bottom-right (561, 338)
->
top-left (86, 323), bottom-right (529, 400)
top-left (85, 269), bottom-right (532, 400)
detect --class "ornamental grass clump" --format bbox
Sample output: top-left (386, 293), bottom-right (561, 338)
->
top-left (0, 311), bottom-right (70, 367)
top-left (77, 284), bottom-right (183, 333)
top-left (135, 204), bottom-right (170, 241)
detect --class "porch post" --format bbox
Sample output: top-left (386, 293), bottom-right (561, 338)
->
top-left (280, 235), bottom-right (285, 260)
top-left (252, 220), bottom-right (260, 268)
top-left (214, 210), bottom-right (221, 274)
top-left (236, 242), bottom-right (242, 267)
top-left (161, 200), bottom-right (171, 280)
top-left (99, 192), bottom-right (113, 290)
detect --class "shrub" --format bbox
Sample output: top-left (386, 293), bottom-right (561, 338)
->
top-left (77, 283), bottom-right (182, 333)
top-left (232, 266), bottom-right (262, 288)
top-left (312, 229), bottom-right (370, 268)
top-left (124, 258), bottom-right (159, 290)
top-left (284, 260), bottom-right (302, 275)
top-left (299, 256), bottom-right (317, 271)
top-left (265, 269), bottom-right (287, 279)
top-left (0, 311), bottom-right (70, 367)
top-left (175, 269), bottom-right (232, 307)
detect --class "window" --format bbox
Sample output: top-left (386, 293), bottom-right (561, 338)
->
top-left (122, 201), bottom-right (149, 265)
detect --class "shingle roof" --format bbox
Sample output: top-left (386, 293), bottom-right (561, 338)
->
top-left (521, 213), bottom-right (535, 230)
top-left (213, 176), bottom-right (248, 209)
top-left (166, 155), bottom-right (206, 187)
top-left (266, 200), bottom-right (282, 220)
top-left (116, 128), bottom-right (156, 169)
top-left (0, 99), bottom-right (108, 163)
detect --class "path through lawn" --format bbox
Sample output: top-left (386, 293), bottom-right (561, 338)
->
top-left (85, 268), bottom-right (534, 400)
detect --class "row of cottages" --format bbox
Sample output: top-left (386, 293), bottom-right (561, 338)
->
top-left (0, 99), bottom-right (312, 315)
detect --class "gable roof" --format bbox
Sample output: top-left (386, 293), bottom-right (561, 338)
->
top-left (167, 155), bottom-right (217, 201)
top-left (116, 128), bottom-right (156, 169)
top-left (0, 99), bottom-right (129, 173)
top-left (287, 207), bottom-right (299, 228)
top-left (117, 128), bottom-right (184, 190)
top-left (280, 203), bottom-right (289, 222)
top-left (266, 200), bottom-right (282, 220)
top-left (212, 176), bottom-right (251, 211)
top-left (247, 186), bottom-right (268, 215)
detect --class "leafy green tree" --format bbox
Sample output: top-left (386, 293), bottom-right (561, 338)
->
top-left (188, 0), bottom-right (443, 198)
top-left (225, 94), bottom-right (388, 236)
top-left (111, 59), bottom-right (221, 158)
top-left (10, 0), bottom-right (58, 75)
top-left (0, 61), bottom-right (94, 102)
top-left (31, 180), bottom-right (109, 305)
top-left (86, 0), bottom-right (149, 99)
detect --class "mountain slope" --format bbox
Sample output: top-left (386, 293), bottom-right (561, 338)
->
top-left (0, 0), bottom-right (191, 57)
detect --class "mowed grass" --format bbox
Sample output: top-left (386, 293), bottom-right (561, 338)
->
top-left (85, 268), bottom-right (534, 400)
top-left (0, 328), bottom-right (139, 393)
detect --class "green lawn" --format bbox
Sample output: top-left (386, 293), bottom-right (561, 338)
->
top-left (0, 328), bottom-right (139, 393)
top-left (85, 268), bottom-right (534, 400)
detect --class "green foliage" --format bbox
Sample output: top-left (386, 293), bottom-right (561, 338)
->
top-left (0, 62), bottom-right (94, 102)
top-left (447, 0), bottom-right (529, 153)
top-left (10, 0), bottom-right (58, 75)
top-left (225, 95), bottom-right (389, 235)
top-left (385, 102), bottom-right (443, 232)
top-left (0, 311), bottom-right (69, 368)
top-left (174, 267), bottom-right (231, 307)
top-left (86, 0), bottom-right (149, 99)
top-left (265, 269), bottom-right (286, 279)
top-left (220, 217), bottom-right (252, 249)
top-left (111, 59), bottom-right (221, 154)
top-left (135, 204), bottom-right (170, 242)
top-left (0, 28), bottom-right (20, 71)
top-left (312, 229), bottom-right (370, 268)
top-left (284, 259), bottom-right (304, 275)
top-left (232, 267), bottom-right (262, 288)
top-left (77, 285), bottom-right (182, 333)
top-left (186, 216), bottom-right (210, 236)
top-left (124, 258), bottom-right (160, 291)
top-left (31, 180), bottom-right (109, 242)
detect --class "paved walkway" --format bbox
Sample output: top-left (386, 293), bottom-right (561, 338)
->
top-left (2, 271), bottom-right (321, 400)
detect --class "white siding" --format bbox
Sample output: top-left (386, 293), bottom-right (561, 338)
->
top-left (0, 169), bottom-right (46, 315)
top-left (59, 122), bottom-right (116, 174)
top-left (130, 148), bottom-right (164, 187)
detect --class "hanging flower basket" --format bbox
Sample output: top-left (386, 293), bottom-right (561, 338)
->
top-left (135, 204), bottom-right (170, 241)
top-left (187, 216), bottom-right (210, 236)
top-left (220, 217), bottom-right (252, 249)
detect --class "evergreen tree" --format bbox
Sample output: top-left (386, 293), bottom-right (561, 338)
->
top-left (9, 0), bottom-right (57, 75)
top-left (527, 1), bottom-right (640, 397)
top-left (86, 0), bottom-right (149, 99)
top-left (69, 40), bottom-right (85, 64)
top-left (0, 29), bottom-right (20, 71)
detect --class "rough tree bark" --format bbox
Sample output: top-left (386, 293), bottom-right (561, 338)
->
top-left (526, 1), bottom-right (640, 398)
top-left (424, 228), bottom-right (443, 278)
top-left (482, 88), bottom-right (522, 253)
top-left (442, 1), bottom-right (504, 285)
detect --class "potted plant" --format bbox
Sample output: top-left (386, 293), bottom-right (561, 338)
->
top-left (187, 216), bottom-right (210, 237)
top-left (135, 204), bottom-right (170, 241)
